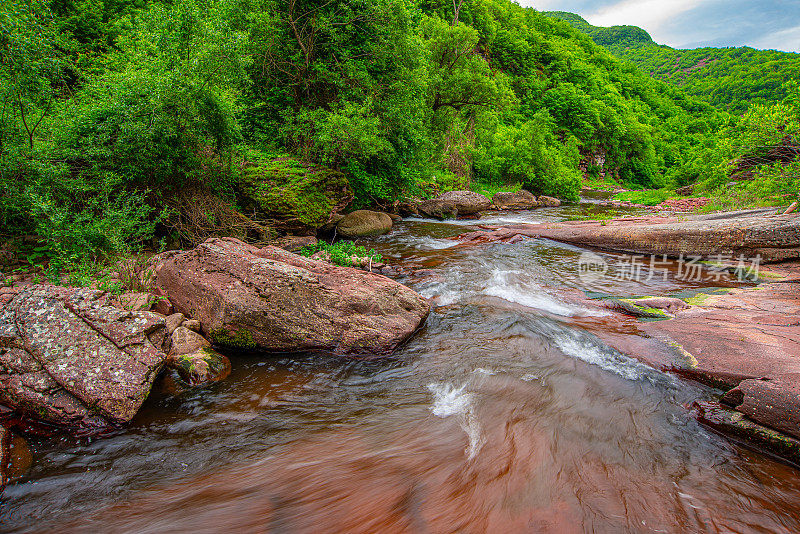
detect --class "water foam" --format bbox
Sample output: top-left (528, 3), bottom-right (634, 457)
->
top-left (412, 236), bottom-right (459, 250)
top-left (553, 331), bottom-right (652, 381)
top-left (483, 269), bottom-right (607, 317)
top-left (419, 282), bottom-right (461, 306)
top-left (428, 382), bottom-right (485, 459)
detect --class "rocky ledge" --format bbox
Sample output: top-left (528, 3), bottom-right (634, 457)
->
top-left (0, 286), bottom-right (169, 434)
top-left (453, 208), bottom-right (800, 262)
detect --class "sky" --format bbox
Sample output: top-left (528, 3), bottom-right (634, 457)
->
top-left (518, 0), bottom-right (800, 53)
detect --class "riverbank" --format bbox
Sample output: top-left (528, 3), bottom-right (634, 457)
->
top-left (4, 201), bottom-right (800, 531)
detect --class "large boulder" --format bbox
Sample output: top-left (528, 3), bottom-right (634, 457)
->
top-left (239, 155), bottom-right (353, 234)
top-left (492, 190), bottom-right (539, 210)
top-left (438, 190), bottom-right (491, 215)
top-left (417, 199), bottom-right (458, 220)
top-left (336, 210), bottom-right (393, 238)
top-left (537, 196), bottom-right (562, 207)
top-left (155, 238), bottom-right (430, 355)
top-left (0, 286), bottom-right (168, 434)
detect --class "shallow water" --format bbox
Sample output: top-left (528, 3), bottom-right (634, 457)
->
top-left (3, 205), bottom-right (800, 533)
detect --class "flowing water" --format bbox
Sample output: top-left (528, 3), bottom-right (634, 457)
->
top-left (3, 204), bottom-right (800, 533)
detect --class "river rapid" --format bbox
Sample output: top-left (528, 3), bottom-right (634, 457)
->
top-left (3, 203), bottom-right (800, 533)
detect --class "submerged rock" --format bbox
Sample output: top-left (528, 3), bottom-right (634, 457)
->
top-left (492, 190), bottom-right (539, 210)
top-left (0, 286), bottom-right (168, 434)
top-left (336, 210), bottom-right (393, 238)
top-left (0, 427), bottom-right (31, 491)
top-left (155, 238), bottom-right (430, 355)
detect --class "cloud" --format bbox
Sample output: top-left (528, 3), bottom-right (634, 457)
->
top-left (516, 0), bottom-right (800, 53)
top-left (751, 24), bottom-right (800, 53)
top-left (585, 0), bottom-right (700, 34)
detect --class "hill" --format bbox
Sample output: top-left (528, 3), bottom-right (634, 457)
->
top-left (0, 0), bottom-right (747, 272)
top-left (544, 11), bottom-right (800, 114)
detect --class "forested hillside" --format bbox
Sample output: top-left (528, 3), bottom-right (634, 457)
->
top-left (544, 11), bottom-right (800, 114)
top-left (1, 0), bottom-right (793, 277)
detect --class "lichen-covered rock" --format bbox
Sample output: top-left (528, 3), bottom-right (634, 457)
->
top-left (167, 327), bottom-right (230, 386)
top-left (170, 327), bottom-right (210, 355)
top-left (155, 238), bottom-right (430, 355)
top-left (168, 349), bottom-right (231, 387)
top-left (690, 400), bottom-right (800, 465)
top-left (336, 210), bottom-right (393, 238)
top-left (117, 292), bottom-right (156, 312)
top-left (165, 313), bottom-right (186, 336)
top-left (492, 190), bottom-right (539, 210)
top-left (0, 286), bottom-right (168, 434)
top-left (438, 190), bottom-right (491, 215)
top-left (183, 319), bottom-right (202, 333)
top-left (722, 375), bottom-right (800, 440)
top-left (602, 296), bottom-right (690, 319)
top-left (239, 155), bottom-right (353, 234)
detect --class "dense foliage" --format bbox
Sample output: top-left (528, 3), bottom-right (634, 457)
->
top-left (545, 11), bottom-right (800, 114)
top-left (1, 0), bottom-right (793, 272)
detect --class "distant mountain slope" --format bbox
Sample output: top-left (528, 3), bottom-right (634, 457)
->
top-left (544, 11), bottom-right (800, 114)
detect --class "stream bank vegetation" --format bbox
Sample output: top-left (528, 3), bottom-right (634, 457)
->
top-left (1, 0), bottom-right (798, 281)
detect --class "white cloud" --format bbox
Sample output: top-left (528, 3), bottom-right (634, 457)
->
top-left (524, 0), bottom-right (563, 8)
top-left (585, 0), bottom-right (701, 35)
top-left (752, 24), bottom-right (800, 53)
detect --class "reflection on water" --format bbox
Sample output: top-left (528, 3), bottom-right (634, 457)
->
top-left (3, 206), bottom-right (800, 533)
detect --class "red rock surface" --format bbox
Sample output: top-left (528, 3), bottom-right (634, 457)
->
top-left (452, 210), bottom-right (800, 262)
top-left (155, 238), bottom-right (430, 355)
top-left (652, 197), bottom-right (711, 212)
top-left (0, 286), bottom-right (168, 434)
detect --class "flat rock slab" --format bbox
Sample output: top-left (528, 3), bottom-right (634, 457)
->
top-left (155, 238), bottom-right (430, 355)
top-left (452, 211), bottom-right (800, 262)
top-left (572, 274), bottom-right (800, 450)
top-left (0, 286), bottom-right (168, 433)
top-left (640, 282), bottom-right (800, 389)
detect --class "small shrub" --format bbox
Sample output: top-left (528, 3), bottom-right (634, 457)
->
top-left (299, 240), bottom-right (382, 267)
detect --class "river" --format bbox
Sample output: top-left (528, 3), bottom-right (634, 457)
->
top-left (3, 203), bottom-right (800, 533)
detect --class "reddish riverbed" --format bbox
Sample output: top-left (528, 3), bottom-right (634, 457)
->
top-left (3, 204), bottom-right (800, 533)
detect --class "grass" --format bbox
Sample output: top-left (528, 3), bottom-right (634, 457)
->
top-left (471, 181), bottom-right (523, 200)
top-left (299, 239), bottom-right (382, 267)
top-left (612, 188), bottom-right (674, 206)
top-left (581, 175), bottom-right (625, 191)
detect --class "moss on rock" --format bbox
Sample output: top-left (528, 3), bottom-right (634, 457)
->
top-left (210, 327), bottom-right (257, 350)
top-left (239, 152), bottom-right (353, 233)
